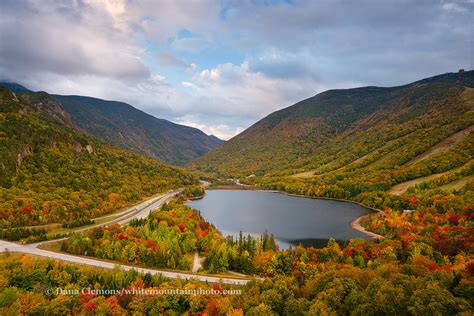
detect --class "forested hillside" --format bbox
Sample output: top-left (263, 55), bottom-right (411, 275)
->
top-left (0, 86), bottom-right (196, 227)
top-left (190, 71), bottom-right (473, 201)
top-left (53, 95), bottom-right (223, 165)
top-left (190, 71), bottom-right (473, 181)
top-left (10, 188), bottom-right (468, 315)
top-left (190, 71), bottom-right (473, 255)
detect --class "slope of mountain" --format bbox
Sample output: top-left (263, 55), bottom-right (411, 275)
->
top-left (52, 95), bottom-right (223, 165)
top-left (0, 82), bottom-right (31, 93)
top-left (190, 71), bottom-right (474, 202)
top-left (0, 86), bottom-right (197, 227)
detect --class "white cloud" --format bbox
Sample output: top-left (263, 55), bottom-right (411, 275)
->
top-left (185, 61), bottom-right (361, 122)
top-left (0, 0), bottom-right (149, 80)
top-left (442, 2), bottom-right (469, 13)
top-left (175, 119), bottom-right (243, 140)
top-left (181, 81), bottom-right (199, 89)
top-left (1, 0), bottom-right (472, 141)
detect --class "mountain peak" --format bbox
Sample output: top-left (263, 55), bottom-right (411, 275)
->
top-left (0, 82), bottom-right (32, 93)
top-left (190, 70), bottom-right (474, 177)
top-left (52, 94), bottom-right (224, 165)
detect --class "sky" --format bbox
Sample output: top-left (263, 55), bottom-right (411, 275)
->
top-left (0, 0), bottom-right (473, 140)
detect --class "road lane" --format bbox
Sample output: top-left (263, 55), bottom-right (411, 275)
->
top-left (0, 189), bottom-right (252, 285)
top-left (0, 239), bottom-right (249, 285)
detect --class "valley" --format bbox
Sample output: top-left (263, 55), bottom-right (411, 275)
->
top-left (0, 71), bottom-right (472, 314)
top-left (1, 1), bottom-right (473, 313)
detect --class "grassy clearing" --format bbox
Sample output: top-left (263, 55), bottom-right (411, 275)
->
top-left (436, 175), bottom-right (473, 191)
top-left (46, 213), bottom-right (127, 236)
top-left (290, 170), bottom-right (316, 178)
top-left (388, 173), bottom-right (446, 195)
top-left (388, 160), bottom-right (472, 195)
top-left (406, 125), bottom-right (473, 166)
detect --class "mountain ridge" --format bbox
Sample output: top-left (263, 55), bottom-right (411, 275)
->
top-left (189, 71), bottom-right (474, 200)
top-left (53, 94), bottom-right (224, 166)
top-left (0, 82), bottom-right (224, 165)
top-left (0, 86), bottom-right (196, 227)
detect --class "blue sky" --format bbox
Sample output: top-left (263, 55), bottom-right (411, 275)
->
top-left (1, 0), bottom-right (473, 139)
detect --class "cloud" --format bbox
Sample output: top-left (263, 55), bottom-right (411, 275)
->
top-left (135, 1), bottom-right (221, 43)
top-left (174, 119), bottom-right (244, 140)
top-left (170, 61), bottom-right (361, 140)
top-left (171, 37), bottom-right (210, 53)
top-left (0, 0), bottom-right (472, 140)
top-left (221, 0), bottom-right (473, 86)
top-left (247, 49), bottom-right (324, 80)
top-left (442, 2), bottom-right (470, 13)
top-left (156, 53), bottom-right (191, 69)
top-left (181, 81), bottom-right (199, 89)
top-left (0, 0), bottom-right (150, 81)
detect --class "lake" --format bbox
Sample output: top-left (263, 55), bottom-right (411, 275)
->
top-left (187, 189), bottom-right (370, 249)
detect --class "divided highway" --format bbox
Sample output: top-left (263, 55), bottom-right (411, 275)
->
top-left (0, 190), bottom-right (251, 285)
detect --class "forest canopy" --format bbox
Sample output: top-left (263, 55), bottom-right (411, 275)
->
top-left (0, 87), bottom-right (197, 228)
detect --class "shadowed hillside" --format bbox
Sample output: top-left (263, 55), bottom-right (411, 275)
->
top-left (0, 86), bottom-right (196, 227)
top-left (51, 95), bottom-right (224, 165)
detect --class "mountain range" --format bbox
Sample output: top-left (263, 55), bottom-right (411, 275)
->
top-left (190, 70), bottom-right (473, 202)
top-left (0, 82), bottom-right (223, 165)
top-left (2, 70), bottom-right (472, 217)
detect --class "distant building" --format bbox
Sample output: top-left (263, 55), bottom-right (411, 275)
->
top-left (403, 209), bottom-right (416, 214)
top-left (459, 69), bottom-right (465, 74)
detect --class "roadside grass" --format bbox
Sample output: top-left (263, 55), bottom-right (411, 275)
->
top-left (38, 191), bottom-right (174, 239)
top-left (26, 190), bottom-right (171, 236)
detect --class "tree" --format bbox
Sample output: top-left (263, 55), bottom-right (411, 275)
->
top-left (408, 283), bottom-right (470, 315)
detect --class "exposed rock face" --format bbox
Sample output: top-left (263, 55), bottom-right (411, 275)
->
top-left (17, 92), bottom-right (77, 128)
top-left (75, 143), bottom-right (94, 154)
top-left (16, 146), bottom-right (34, 166)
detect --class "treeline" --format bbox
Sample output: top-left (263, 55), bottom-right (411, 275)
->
top-left (256, 128), bottom-right (472, 201)
top-left (62, 203), bottom-right (219, 270)
top-left (1, 236), bottom-right (472, 315)
top-left (190, 77), bottom-right (473, 181)
top-left (3, 195), bottom-right (473, 314)
top-left (0, 254), bottom-right (240, 315)
top-left (182, 185), bottom-right (205, 199)
top-left (0, 227), bottom-right (47, 242)
top-left (205, 235), bottom-right (472, 314)
top-left (205, 230), bottom-right (277, 274)
top-left (61, 217), bottom-right (94, 228)
top-left (361, 190), bottom-right (473, 255)
top-left (406, 161), bottom-right (473, 194)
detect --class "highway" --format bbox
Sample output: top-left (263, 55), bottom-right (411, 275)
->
top-left (0, 239), bottom-right (249, 285)
top-left (0, 190), bottom-right (251, 285)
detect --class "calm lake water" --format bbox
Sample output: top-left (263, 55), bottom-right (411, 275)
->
top-left (187, 189), bottom-right (369, 249)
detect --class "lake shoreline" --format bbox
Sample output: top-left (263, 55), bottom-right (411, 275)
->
top-left (275, 191), bottom-right (385, 240)
top-left (206, 185), bottom-right (385, 240)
